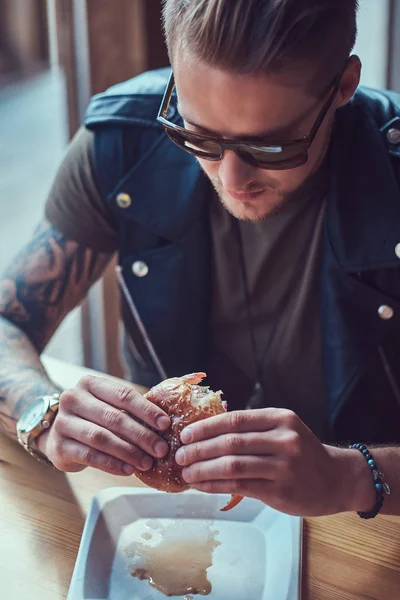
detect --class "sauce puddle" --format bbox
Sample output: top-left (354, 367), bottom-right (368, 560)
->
top-left (126, 520), bottom-right (220, 597)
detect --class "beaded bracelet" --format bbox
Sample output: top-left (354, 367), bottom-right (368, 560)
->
top-left (349, 443), bottom-right (391, 519)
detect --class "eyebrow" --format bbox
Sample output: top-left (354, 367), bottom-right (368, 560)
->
top-left (177, 100), bottom-right (320, 142)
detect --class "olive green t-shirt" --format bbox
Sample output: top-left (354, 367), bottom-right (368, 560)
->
top-left (45, 127), bottom-right (328, 437)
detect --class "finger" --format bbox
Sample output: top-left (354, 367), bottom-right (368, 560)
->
top-left (60, 391), bottom-right (169, 459)
top-left (53, 438), bottom-right (136, 476)
top-left (180, 408), bottom-right (287, 444)
top-left (77, 376), bottom-right (171, 430)
top-left (182, 456), bottom-right (272, 484)
top-left (176, 432), bottom-right (275, 466)
top-left (192, 478), bottom-right (269, 500)
top-left (57, 415), bottom-right (154, 471)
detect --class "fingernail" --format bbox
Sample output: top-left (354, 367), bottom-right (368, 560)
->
top-left (140, 456), bottom-right (152, 471)
top-left (181, 467), bottom-right (192, 483)
top-left (123, 464), bottom-right (135, 475)
top-left (154, 440), bottom-right (168, 458)
top-left (156, 416), bottom-right (170, 430)
top-left (175, 447), bottom-right (186, 466)
top-left (180, 427), bottom-right (193, 444)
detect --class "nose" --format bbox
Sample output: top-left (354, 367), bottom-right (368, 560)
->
top-left (218, 150), bottom-right (258, 192)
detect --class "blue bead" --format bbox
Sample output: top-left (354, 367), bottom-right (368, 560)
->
top-left (362, 448), bottom-right (369, 455)
top-left (375, 483), bottom-right (382, 491)
top-left (365, 454), bottom-right (372, 460)
top-left (368, 459), bottom-right (375, 467)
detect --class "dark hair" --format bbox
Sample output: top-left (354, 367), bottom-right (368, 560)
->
top-left (163, 0), bottom-right (359, 91)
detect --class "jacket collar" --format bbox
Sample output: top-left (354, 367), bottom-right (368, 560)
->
top-left (326, 90), bottom-right (400, 272)
top-left (111, 108), bottom-right (210, 242)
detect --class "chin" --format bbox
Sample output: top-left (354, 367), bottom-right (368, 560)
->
top-left (220, 192), bottom-right (285, 222)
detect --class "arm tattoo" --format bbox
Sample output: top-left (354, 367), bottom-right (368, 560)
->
top-left (0, 317), bottom-right (61, 438)
top-left (0, 219), bottom-right (113, 440)
top-left (0, 219), bottom-right (112, 349)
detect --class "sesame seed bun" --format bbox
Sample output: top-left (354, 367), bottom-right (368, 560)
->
top-left (134, 373), bottom-right (224, 493)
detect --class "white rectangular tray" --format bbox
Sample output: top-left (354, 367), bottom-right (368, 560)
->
top-left (68, 487), bottom-right (302, 600)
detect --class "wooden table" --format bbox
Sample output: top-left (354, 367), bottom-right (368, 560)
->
top-left (1, 356), bottom-right (400, 599)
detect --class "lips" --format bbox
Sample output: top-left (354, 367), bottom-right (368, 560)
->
top-left (227, 189), bottom-right (266, 202)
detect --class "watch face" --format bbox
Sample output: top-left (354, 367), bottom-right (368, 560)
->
top-left (18, 397), bottom-right (49, 432)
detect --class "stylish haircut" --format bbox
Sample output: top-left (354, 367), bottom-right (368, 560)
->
top-left (162, 0), bottom-right (359, 92)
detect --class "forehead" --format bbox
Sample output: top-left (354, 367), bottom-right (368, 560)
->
top-left (173, 56), bottom-right (318, 139)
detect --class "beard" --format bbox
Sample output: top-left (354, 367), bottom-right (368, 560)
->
top-left (207, 174), bottom-right (291, 222)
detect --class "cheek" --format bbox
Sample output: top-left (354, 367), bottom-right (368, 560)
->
top-left (197, 157), bottom-right (219, 180)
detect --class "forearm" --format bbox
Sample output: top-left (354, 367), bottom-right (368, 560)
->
top-left (0, 316), bottom-right (61, 441)
top-left (0, 219), bottom-right (113, 442)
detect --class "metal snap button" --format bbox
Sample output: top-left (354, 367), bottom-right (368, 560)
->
top-left (395, 243), bottom-right (400, 259)
top-left (116, 193), bottom-right (132, 209)
top-left (378, 305), bottom-right (394, 320)
top-left (387, 128), bottom-right (400, 145)
top-left (132, 261), bottom-right (149, 278)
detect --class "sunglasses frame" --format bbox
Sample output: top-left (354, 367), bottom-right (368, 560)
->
top-left (157, 72), bottom-right (342, 170)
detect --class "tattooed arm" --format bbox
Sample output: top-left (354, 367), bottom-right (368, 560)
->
top-left (0, 219), bottom-right (113, 441)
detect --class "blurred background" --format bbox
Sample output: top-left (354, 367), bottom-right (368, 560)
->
top-left (0, 0), bottom-right (399, 376)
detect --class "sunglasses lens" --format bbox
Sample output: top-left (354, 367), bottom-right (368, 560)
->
top-left (239, 143), bottom-right (308, 169)
top-left (166, 129), bottom-right (222, 159)
top-left (164, 125), bottom-right (308, 170)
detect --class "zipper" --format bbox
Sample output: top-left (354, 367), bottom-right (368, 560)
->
top-left (378, 345), bottom-right (400, 407)
top-left (115, 265), bottom-right (167, 381)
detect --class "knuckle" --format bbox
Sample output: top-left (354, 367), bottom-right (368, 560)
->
top-left (102, 455), bottom-right (121, 473)
top-left (59, 389), bottom-right (78, 411)
top-left (87, 427), bottom-right (109, 448)
top-left (140, 398), bottom-right (159, 421)
top-left (226, 456), bottom-right (243, 477)
top-left (53, 435), bottom-right (67, 457)
top-left (78, 375), bottom-right (96, 390)
top-left (232, 479), bottom-right (248, 494)
top-left (102, 408), bottom-right (124, 430)
top-left (224, 434), bottom-right (241, 454)
top-left (134, 424), bottom-right (153, 447)
top-left (184, 442), bottom-right (199, 463)
top-left (285, 431), bottom-right (301, 456)
top-left (115, 385), bottom-right (136, 406)
top-left (207, 481), bottom-right (219, 493)
top-left (191, 442), bottom-right (202, 461)
top-left (53, 411), bottom-right (67, 432)
top-left (229, 411), bottom-right (246, 433)
top-left (123, 444), bottom-right (144, 464)
top-left (80, 446), bottom-right (95, 465)
top-left (282, 409), bottom-right (299, 428)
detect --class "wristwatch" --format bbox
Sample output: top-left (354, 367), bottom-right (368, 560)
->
top-left (17, 393), bottom-right (61, 465)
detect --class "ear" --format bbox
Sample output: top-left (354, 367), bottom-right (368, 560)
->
top-left (336, 55), bottom-right (362, 108)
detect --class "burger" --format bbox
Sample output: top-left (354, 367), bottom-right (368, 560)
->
top-left (134, 372), bottom-right (243, 511)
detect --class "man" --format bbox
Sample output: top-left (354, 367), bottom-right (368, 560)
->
top-left (1, 0), bottom-right (400, 518)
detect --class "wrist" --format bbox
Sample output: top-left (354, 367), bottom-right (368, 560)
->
top-left (326, 446), bottom-right (376, 513)
top-left (35, 428), bottom-right (50, 457)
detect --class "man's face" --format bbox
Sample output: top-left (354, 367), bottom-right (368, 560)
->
top-left (174, 56), bottom-right (358, 221)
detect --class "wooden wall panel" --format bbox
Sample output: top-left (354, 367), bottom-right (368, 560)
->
top-left (55, 0), bottom-right (168, 376)
top-left (0, 0), bottom-right (48, 76)
top-left (54, 0), bottom-right (80, 137)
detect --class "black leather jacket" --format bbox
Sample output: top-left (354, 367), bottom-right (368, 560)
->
top-left (85, 68), bottom-right (400, 443)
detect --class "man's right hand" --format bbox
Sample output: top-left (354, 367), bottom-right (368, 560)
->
top-left (36, 375), bottom-right (171, 476)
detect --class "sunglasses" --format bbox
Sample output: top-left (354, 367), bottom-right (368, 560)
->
top-left (157, 72), bottom-right (341, 171)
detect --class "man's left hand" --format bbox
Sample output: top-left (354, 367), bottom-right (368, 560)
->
top-left (175, 408), bottom-right (374, 516)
